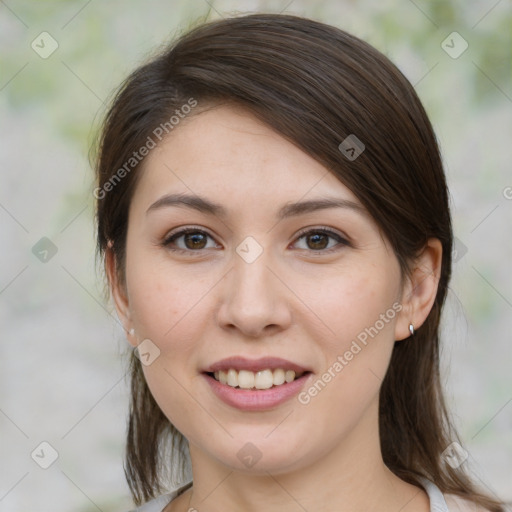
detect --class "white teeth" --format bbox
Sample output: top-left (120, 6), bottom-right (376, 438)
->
top-left (211, 368), bottom-right (305, 389)
top-left (254, 369), bottom-right (273, 389)
top-left (273, 368), bottom-right (285, 386)
top-left (285, 370), bottom-right (295, 383)
top-left (227, 369), bottom-right (238, 387)
top-left (238, 370), bottom-right (255, 389)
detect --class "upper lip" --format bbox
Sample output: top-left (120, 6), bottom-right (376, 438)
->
top-left (203, 356), bottom-right (311, 374)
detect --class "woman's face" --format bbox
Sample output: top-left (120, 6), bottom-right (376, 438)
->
top-left (113, 104), bottom-right (414, 474)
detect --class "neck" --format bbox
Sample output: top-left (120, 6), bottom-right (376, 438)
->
top-left (184, 401), bottom-right (429, 512)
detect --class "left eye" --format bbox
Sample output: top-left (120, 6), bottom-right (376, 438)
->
top-left (162, 227), bottom-right (348, 254)
top-left (293, 228), bottom-right (348, 252)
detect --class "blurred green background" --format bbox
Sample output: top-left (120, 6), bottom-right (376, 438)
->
top-left (1, 0), bottom-right (511, 510)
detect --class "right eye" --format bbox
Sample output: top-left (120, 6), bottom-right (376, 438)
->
top-left (162, 227), bottom-right (220, 254)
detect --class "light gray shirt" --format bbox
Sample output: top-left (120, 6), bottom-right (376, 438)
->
top-left (129, 476), bottom-right (483, 512)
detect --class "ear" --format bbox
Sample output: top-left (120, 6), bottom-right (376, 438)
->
top-left (394, 237), bottom-right (443, 341)
top-left (105, 243), bottom-right (138, 347)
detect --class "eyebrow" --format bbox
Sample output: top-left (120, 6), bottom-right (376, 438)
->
top-left (146, 192), bottom-right (368, 220)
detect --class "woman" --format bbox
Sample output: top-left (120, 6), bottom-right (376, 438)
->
top-left (92, 13), bottom-right (506, 512)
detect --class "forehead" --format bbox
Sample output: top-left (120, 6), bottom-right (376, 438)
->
top-left (133, 104), bottom-right (362, 212)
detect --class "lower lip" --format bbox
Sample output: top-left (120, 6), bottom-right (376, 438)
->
top-left (202, 373), bottom-right (311, 411)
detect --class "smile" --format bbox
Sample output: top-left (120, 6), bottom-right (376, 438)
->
top-left (209, 368), bottom-right (306, 390)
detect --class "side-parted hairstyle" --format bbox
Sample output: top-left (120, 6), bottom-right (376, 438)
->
top-left (93, 13), bottom-right (506, 510)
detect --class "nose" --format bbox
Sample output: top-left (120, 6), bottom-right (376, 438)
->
top-left (216, 247), bottom-right (292, 339)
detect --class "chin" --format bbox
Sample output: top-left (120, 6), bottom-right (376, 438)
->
top-left (198, 433), bottom-right (315, 475)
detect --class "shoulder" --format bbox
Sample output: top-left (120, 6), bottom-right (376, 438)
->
top-left (127, 492), bottom-right (175, 512)
top-left (128, 481), bottom-right (192, 512)
top-left (444, 493), bottom-right (494, 512)
top-left (418, 476), bottom-right (495, 512)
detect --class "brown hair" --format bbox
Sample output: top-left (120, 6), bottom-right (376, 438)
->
top-left (93, 13), bottom-right (506, 510)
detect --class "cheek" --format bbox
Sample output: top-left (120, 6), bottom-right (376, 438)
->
top-left (126, 263), bottom-right (213, 435)
top-left (294, 265), bottom-right (399, 405)
top-left (127, 256), bottom-right (211, 345)
top-left (298, 264), bottom-right (399, 351)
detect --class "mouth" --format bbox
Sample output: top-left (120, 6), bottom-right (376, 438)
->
top-left (201, 357), bottom-right (312, 411)
top-left (204, 368), bottom-right (310, 390)
top-left (202, 356), bottom-right (312, 392)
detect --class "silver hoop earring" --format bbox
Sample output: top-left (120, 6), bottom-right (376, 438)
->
top-left (409, 323), bottom-right (415, 337)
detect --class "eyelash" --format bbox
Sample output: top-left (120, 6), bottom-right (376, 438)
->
top-left (161, 225), bottom-right (350, 256)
